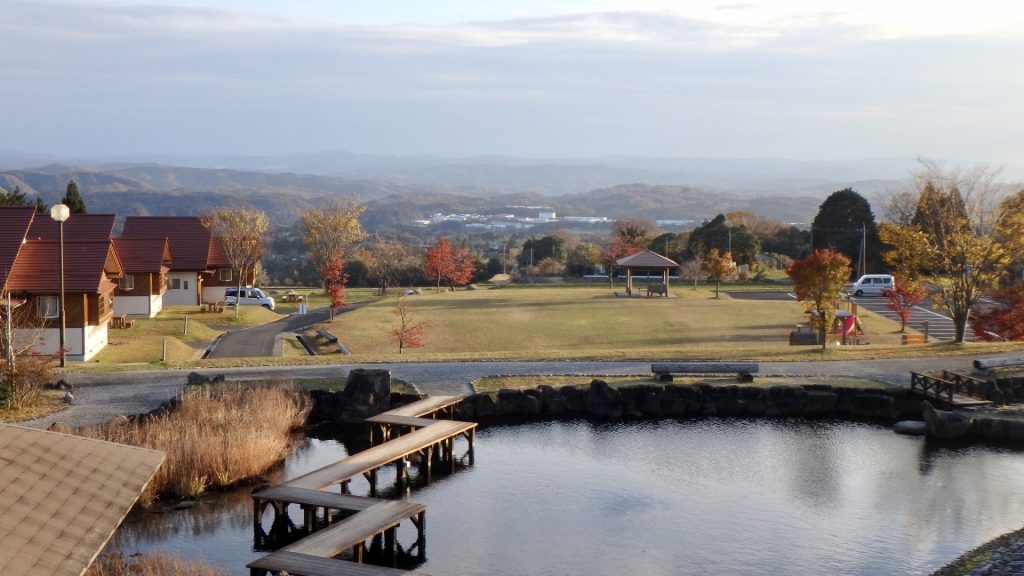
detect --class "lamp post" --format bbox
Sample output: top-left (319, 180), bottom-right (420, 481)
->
top-left (49, 203), bottom-right (70, 368)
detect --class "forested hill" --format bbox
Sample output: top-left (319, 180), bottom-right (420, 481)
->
top-left (1, 163), bottom-right (821, 226)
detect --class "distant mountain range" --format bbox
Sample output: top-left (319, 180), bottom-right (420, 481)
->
top-left (0, 150), bottom-right (949, 227)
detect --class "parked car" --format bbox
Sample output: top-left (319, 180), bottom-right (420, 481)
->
top-left (847, 274), bottom-right (894, 297)
top-left (224, 286), bottom-right (275, 310)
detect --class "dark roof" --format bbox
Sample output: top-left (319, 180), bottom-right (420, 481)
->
top-left (121, 216), bottom-right (218, 271)
top-left (0, 207), bottom-right (37, 289)
top-left (111, 237), bottom-right (172, 274)
top-left (8, 241), bottom-right (122, 293)
top-left (616, 250), bottom-right (680, 268)
top-left (27, 214), bottom-right (116, 243)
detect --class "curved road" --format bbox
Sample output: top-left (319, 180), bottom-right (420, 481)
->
top-left (22, 355), bottom-right (988, 430)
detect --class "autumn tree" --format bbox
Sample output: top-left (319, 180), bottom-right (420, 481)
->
top-left (787, 249), bottom-right (852, 350)
top-left (424, 237), bottom-right (476, 292)
top-left (613, 218), bottom-right (659, 250)
top-left (700, 248), bottom-right (733, 298)
top-left (62, 178), bottom-right (87, 213)
top-left (970, 284), bottom-right (1024, 341)
top-left (885, 282), bottom-right (927, 332)
top-left (300, 197), bottom-right (367, 315)
top-left (364, 235), bottom-right (413, 295)
top-left (205, 208), bottom-right (270, 319)
top-left (881, 161), bottom-right (1019, 342)
top-left (598, 236), bottom-right (640, 289)
top-left (391, 296), bottom-right (427, 354)
top-left (321, 258), bottom-right (348, 321)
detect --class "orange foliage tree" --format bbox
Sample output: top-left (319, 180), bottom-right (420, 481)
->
top-left (423, 237), bottom-right (476, 292)
top-left (598, 236), bottom-right (642, 289)
top-left (787, 248), bottom-right (852, 350)
top-left (700, 248), bottom-right (733, 298)
top-left (320, 258), bottom-right (348, 321)
top-left (970, 284), bottom-right (1024, 341)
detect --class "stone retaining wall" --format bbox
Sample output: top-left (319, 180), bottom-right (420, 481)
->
top-left (452, 379), bottom-right (922, 422)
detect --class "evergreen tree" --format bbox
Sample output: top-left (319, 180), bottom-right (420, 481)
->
top-left (686, 214), bottom-right (760, 265)
top-left (811, 188), bottom-right (881, 277)
top-left (0, 185), bottom-right (29, 206)
top-left (61, 179), bottom-right (87, 213)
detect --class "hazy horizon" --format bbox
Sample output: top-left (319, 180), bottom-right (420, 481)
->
top-left (4, 2), bottom-right (1022, 164)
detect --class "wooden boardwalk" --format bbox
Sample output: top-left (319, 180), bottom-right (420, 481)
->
top-left (910, 371), bottom-right (993, 408)
top-left (249, 395), bottom-right (476, 576)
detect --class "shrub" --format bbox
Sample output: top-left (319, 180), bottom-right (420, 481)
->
top-left (0, 355), bottom-right (57, 410)
top-left (76, 385), bottom-right (310, 505)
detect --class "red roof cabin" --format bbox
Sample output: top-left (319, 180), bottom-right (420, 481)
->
top-left (111, 237), bottom-right (172, 318)
top-left (121, 216), bottom-right (240, 307)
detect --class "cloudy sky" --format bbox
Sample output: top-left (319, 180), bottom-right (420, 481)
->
top-left (3, 1), bottom-right (1022, 161)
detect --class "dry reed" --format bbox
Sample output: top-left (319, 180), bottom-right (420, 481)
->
top-left (86, 552), bottom-right (228, 576)
top-left (77, 385), bottom-right (310, 505)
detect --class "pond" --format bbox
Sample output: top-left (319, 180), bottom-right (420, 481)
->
top-left (111, 418), bottom-right (1024, 575)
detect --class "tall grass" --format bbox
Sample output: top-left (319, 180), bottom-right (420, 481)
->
top-left (78, 385), bottom-right (310, 505)
top-left (87, 553), bottom-right (227, 576)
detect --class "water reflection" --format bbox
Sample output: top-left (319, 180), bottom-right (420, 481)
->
top-left (112, 418), bottom-right (1024, 576)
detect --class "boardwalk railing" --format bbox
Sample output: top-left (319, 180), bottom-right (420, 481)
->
top-left (910, 371), bottom-right (990, 406)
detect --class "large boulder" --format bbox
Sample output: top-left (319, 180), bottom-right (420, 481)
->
top-left (585, 379), bottom-right (623, 419)
top-left (339, 369), bottom-right (392, 423)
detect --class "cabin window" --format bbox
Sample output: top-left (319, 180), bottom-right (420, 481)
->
top-left (36, 296), bottom-right (58, 319)
top-left (170, 278), bottom-right (181, 290)
top-left (219, 268), bottom-right (232, 282)
top-left (120, 275), bottom-right (134, 291)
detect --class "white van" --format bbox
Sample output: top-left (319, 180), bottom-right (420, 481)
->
top-left (224, 287), bottom-right (275, 310)
top-left (848, 274), bottom-right (894, 297)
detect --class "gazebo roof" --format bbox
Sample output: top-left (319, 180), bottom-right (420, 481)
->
top-left (616, 250), bottom-right (679, 268)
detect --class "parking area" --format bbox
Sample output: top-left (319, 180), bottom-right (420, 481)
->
top-left (848, 294), bottom-right (971, 342)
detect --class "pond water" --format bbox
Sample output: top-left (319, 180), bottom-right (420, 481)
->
top-left (111, 418), bottom-right (1024, 575)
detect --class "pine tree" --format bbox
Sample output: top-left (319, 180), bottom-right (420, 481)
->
top-left (61, 179), bottom-right (87, 213)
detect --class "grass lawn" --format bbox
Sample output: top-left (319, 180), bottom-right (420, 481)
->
top-left (473, 374), bottom-right (891, 393)
top-left (309, 285), bottom-right (931, 361)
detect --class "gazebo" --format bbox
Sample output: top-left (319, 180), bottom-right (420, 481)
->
top-left (615, 250), bottom-right (679, 296)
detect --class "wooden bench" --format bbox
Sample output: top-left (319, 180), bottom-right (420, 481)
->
top-left (248, 550), bottom-right (431, 576)
top-left (901, 333), bottom-right (926, 345)
top-left (651, 362), bottom-right (759, 382)
top-left (646, 283), bottom-right (667, 297)
top-left (205, 301), bottom-right (225, 313)
top-left (317, 329), bottom-right (339, 344)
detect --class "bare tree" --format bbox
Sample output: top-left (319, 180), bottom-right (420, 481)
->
top-left (364, 235), bottom-right (411, 295)
top-left (205, 208), bottom-right (270, 319)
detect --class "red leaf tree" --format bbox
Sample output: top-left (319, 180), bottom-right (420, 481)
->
top-left (598, 236), bottom-right (642, 289)
top-left (320, 258), bottom-right (349, 321)
top-left (787, 248), bottom-right (852, 350)
top-left (885, 282), bottom-right (926, 332)
top-left (424, 237), bottom-right (476, 292)
top-left (970, 283), bottom-right (1024, 341)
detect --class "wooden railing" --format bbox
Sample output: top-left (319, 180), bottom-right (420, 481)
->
top-left (911, 371), bottom-right (988, 405)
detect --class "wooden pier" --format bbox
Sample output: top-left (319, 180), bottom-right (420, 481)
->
top-left (249, 395), bottom-right (476, 576)
top-left (910, 371), bottom-right (992, 408)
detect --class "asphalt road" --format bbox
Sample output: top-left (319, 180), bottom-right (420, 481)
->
top-left (849, 294), bottom-right (971, 342)
top-left (206, 305), bottom-right (347, 358)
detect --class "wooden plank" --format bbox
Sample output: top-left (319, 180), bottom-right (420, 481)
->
top-left (651, 362), bottom-right (759, 374)
top-left (283, 500), bottom-right (427, 557)
top-left (249, 550), bottom-right (431, 576)
top-left (285, 421), bottom-right (477, 490)
top-left (365, 415), bottom-right (438, 428)
top-left (253, 485), bottom-right (378, 512)
top-left (382, 396), bottom-right (464, 418)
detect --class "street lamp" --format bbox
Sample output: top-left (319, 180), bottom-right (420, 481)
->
top-left (49, 203), bottom-right (70, 368)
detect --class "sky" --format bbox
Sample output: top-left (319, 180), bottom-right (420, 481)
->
top-left (3, 1), bottom-right (1023, 162)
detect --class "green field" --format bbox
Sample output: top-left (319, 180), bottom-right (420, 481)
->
top-left (313, 285), bottom-right (922, 361)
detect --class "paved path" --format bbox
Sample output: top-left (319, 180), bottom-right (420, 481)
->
top-left (20, 355), bottom-right (988, 430)
top-left (206, 306), bottom-right (337, 358)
